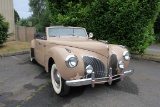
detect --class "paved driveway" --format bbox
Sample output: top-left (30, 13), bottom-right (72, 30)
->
top-left (0, 54), bottom-right (50, 107)
top-left (146, 45), bottom-right (160, 55)
top-left (0, 54), bottom-right (160, 107)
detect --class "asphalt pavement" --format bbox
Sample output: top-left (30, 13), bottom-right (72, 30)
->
top-left (0, 54), bottom-right (50, 107)
top-left (0, 54), bottom-right (160, 107)
top-left (146, 44), bottom-right (160, 55)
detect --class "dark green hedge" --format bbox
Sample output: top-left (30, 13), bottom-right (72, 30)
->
top-left (154, 13), bottom-right (160, 43)
top-left (87, 0), bottom-right (159, 53)
top-left (48, 0), bottom-right (160, 54)
top-left (0, 14), bottom-right (9, 44)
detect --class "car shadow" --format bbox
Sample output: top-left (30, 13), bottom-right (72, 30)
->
top-left (65, 86), bottom-right (87, 98)
top-left (17, 77), bottom-right (138, 107)
top-left (105, 77), bottom-right (139, 95)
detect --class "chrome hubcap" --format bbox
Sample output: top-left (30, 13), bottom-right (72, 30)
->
top-left (54, 69), bottom-right (60, 88)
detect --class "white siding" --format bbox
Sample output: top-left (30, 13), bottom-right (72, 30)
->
top-left (0, 0), bottom-right (15, 40)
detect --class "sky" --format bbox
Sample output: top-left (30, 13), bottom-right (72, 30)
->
top-left (14, 0), bottom-right (32, 19)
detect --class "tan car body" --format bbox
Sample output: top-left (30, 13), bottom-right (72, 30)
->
top-left (31, 26), bottom-right (130, 81)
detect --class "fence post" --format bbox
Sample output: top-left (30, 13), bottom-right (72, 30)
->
top-left (17, 26), bottom-right (20, 41)
top-left (25, 27), bottom-right (28, 41)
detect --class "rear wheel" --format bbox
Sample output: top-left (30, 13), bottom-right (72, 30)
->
top-left (51, 64), bottom-right (70, 96)
top-left (30, 57), bottom-right (36, 63)
top-left (30, 48), bottom-right (36, 63)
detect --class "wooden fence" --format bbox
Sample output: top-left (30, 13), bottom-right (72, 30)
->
top-left (15, 26), bottom-right (36, 42)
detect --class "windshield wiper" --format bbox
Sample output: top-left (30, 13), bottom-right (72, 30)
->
top-left (72, 35), bottom-right (79, 37)
top-left (50, 35), bottom-right (60, 37)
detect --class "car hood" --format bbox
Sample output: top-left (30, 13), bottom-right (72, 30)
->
top-left (47, 37), bottom-right (108, 57)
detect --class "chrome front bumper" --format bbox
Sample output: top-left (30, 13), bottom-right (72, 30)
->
top-left (66, 69), bottom-right (134, 87)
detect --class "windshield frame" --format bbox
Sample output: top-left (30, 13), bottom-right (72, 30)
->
top-left (46, 26), bottom-right (88, 39)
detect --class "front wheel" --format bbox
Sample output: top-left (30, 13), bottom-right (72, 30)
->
top-left (111, 79), bottom-right (121, 85)
top-left (51, 64), bottom-right (70, 96)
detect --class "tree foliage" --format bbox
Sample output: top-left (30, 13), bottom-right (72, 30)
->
top-left (47, 0), bottom-right (91, 25)
top-left (29, 0), bottom-right (46, 18)
top-left (14, 9), bottom-right (20, 23)
top-left (154, 13), bottom-right (160, 34)
top-left (48, 0), bottom-right (160, 54)
top-left (28, 0), bottom-right (50, 32)
top-left (0, 14), bottom-right (9, 44)
top-left (154, 13), bottom-right (160, 43)
top-left (18, 18), bottom-right (29, 27)
top-left (88, 0), bottom-right (159, 53)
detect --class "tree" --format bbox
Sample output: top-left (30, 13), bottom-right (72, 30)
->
top-left (14, 9), bottom-right (20, 23)
top-left (29, 0), bottom-right (46, 23)
top-left (154, 13), bottom-right (160, 34)
top-left (47, 0), bottom-right (91, 25)
top-left (18, 18), bottom-right (29, 27)
top-left (28, 0), bottom-right (51, 32)
top-left (48, 0), bottom-right (160, 54)
top-left (154, 13), bottom-right (160, 43)
top-left (0, 14), bottom-right (9, 44)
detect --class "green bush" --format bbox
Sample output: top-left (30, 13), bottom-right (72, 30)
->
top-left (0, 14), bottom-right (9, 44)
top-left (48, 0), bottom-right (90, 26)
top-left (18, 18), bottom-right (29, 27)
top-left (154, 13), bottom-right (160, 34)
top-left (89, 0), bottom-right (160, 53)
top-left (154, 13), bottom-right (160, 43)
top-left (48, 0), bottom-right (160, 54)
top-left (154, 34), bottom-right (160, 43)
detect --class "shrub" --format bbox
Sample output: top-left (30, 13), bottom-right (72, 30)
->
top-left (154, 13), bottom-right (160, 43)
top-left (154, 13), bottom-right (160, 34)
top-left (0, 14), bottom-right (9, 44)
top-left (48, 0), bottom-right (160, 54)
top-left (87, 0), bottom-right (159, 53)
top-left (154, 34), bottom-right (160, 43)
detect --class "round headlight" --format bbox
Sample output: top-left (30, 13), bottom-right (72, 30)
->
top-left (123, 51), bottom-right (130, 61)
top-left (65, 55), bottom-right (78, 68)
top-left (119, 61), bottom-right (124, 69)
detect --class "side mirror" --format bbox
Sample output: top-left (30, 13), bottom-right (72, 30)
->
top-left (89, 32), bottom-right (93, 39)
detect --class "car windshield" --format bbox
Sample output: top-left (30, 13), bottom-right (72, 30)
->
top-left (48, 28), bottom-right (87, 37)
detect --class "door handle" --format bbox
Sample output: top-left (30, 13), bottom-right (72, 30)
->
top-left (39, 41), bottom-right (43, 45)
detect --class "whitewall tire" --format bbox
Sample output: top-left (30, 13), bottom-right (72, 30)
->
top-left (51, 64), bottom-right (70, 96)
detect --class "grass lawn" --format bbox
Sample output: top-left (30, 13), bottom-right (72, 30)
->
top-left (0, 41), bottom-right (30, 54)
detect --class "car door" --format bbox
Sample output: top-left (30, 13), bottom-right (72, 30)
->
top-left (35, 39), bottom-right (45, 66)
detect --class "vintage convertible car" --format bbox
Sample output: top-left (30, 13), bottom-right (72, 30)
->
top-left (30, 26), bottom-right (134, 96)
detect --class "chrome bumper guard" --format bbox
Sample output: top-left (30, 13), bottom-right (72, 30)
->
top-left (66, 69), bottom-right (134, 87)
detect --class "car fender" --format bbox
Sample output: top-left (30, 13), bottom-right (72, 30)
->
top-left (108, 44), bottom-right (130, 72)
top-left (45, 46), bottom-right (85, 80)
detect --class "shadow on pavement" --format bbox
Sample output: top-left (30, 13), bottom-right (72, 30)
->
top-left (106, 77), bottom-right (139, 95)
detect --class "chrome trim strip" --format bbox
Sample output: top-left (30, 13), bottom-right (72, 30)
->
top-left (91, 72), bottom-right (95, 87)
top-left (119, 45), bottom-right (126, 49)
top-left (108, 67), bottom-right (112, 85)
top-left (65, 48), bottom-right (71, 53)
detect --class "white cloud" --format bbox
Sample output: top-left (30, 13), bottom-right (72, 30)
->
top-left (13, 0), bottom-right (32, 18)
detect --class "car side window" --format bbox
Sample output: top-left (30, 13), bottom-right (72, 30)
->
top-left (34, 33), bottom-right (46, 40)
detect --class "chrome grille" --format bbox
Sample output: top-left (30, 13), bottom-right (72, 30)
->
top-left (83, 56), bottom-right (106, 78)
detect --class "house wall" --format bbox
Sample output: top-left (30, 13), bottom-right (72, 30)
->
top-left (0, 0), bottom-right (15, 40)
